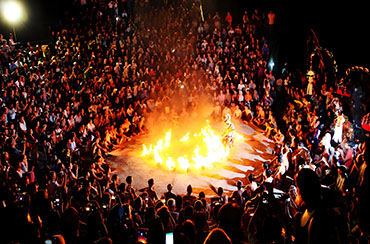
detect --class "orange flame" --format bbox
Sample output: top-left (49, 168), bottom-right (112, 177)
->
top-left (141, 123), bottom-right (229, 171)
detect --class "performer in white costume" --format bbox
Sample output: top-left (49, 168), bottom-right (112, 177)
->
top-left (222, 113), bottom-right (235, 148)
top-left (333, 112), bottom-right (345, 144)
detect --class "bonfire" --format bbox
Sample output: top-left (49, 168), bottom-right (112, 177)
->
top-left (141, 121), bottom-right (229, 171)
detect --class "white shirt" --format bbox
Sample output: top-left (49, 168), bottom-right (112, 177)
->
top-left (8, 108), bottom-right (16, 120)
top-left (250, 181), bottom-right (258, 192)
top-left (265, 176), bottom-right (274, 183)
top-left (69, 140), bottom-right (76, 151)
top-left (19, 120), bottom-right (27, 131)
top-left (238, 83), bottom-right (245, 90)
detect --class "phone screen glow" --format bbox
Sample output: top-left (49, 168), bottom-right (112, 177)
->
top-left (166, 232), bottom-right (174, 244)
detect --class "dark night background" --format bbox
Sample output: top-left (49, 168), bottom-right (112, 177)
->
top-left (201, 0), bottom-right (369, 73)
top-left (0, 0), bottom-right (368, 74)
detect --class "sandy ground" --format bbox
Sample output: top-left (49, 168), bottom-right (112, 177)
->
top-left (106, 122), bottom-right (275, 199)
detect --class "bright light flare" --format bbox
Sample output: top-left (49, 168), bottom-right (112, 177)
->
top-left (2, 1), bottom-right (23, 23)
top-left (141, 123), bottom-right (230, 171)
top-left (268, 59), bottom-right (275, 71)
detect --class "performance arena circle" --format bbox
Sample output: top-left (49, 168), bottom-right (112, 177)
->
top-left (106, 121), bottom-right (274, 197)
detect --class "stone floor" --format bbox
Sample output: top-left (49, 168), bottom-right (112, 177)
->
top-left (107, 121), bottom-right (275, 199)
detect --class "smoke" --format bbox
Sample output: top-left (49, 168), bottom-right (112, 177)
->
top-left (144, 86), bottom-right (218, 144)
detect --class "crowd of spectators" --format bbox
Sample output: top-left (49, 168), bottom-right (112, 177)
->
top-left (0, 0), bottom-right (369, 243)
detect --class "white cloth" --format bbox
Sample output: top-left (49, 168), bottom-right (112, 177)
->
top-left (19, 120), bottom-right (27, 131)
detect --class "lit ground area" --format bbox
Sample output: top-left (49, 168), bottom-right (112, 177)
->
top-left (107, 122), bottom-right (275, 198)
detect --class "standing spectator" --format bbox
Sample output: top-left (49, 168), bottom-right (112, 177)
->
top-left (163, 183), bottom-right (176, 201)
top-left (146, 178), bottom-right (158, 205)
top-left (19, 116), bottom-right (27, 133)
top-left (182, 185), bottom-right (196, 205)
top-left (214, 12), bottom-right (221, 29)
top-left (225, 12), bottom-right (233, 27)
top-left (262, 43), bottom-right (270, 61)
top-left (268, 10), bottom-right (276, 25)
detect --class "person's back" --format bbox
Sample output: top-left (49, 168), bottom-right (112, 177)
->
top-left (294, 168), bottom-right (343, 244)
top-left (183, 185), bottom-right (196, 205)
top-left (126, 176), bottom-right (137, 200)
top-left (146, 178), bottom-right (158, 204)
top-left (164, 191), bottom-right (176, 201)
top-left (218, 203), bottom-right (242, 243)
top-left (167, 198), bottom-right (179, 223)
top-left (60, 207), bottom-right (79, 243)
top-left (295, 205), bottom-right (341, 244)
top-left (204, 228), bottom-right (231, 244)
top-left (143, 207), bottom-right (165, 244)
top-left (164, 183), bottom-right (176, 201)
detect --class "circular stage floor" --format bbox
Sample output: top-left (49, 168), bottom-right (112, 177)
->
top-left (107, 122), bottom-right (275, 198)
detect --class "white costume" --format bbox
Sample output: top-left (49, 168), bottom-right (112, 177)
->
top-left (333, 114), bottom-right (345, 143)
top-left (320, 132), bottom-right (332, 154)
top-left (223, 114), bottom-right (235, 147)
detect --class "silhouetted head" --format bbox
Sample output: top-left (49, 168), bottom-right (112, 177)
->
top-left (296, 168), bottom-right (321, 209)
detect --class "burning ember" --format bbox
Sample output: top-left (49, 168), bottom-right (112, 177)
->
top-left (141, 122), bottom-right (230, 171)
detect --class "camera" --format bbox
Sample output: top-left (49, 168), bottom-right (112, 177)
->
top-left (261, 192), bottom-right (269, 204)
top-left (84, 201), bottom-right (99, 213)
top-left (262, 197), bottom-right (268, 204)
top-left (211, 197), bottom-right (223, 207)
top-left (137, 228), bottom-right (149, 244)
top-left (15, 192), bottom-right (26, 207)
top-left (44, 236), bottom-right (58, 244)
top-left (85, 203), bottom-right (93, 212)
top-left (53, 198), bottom-right (61, 207)
top-left (17, 193), bottom-right (24, 201)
